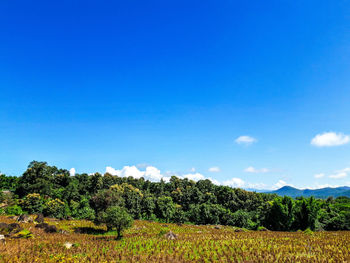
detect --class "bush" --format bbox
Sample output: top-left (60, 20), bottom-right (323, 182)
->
top-left (303, 228), bottom-right (314, 235)
top-left (70, 199), bottom-right (95, 220)
top-left (44, 199), bottom-right (66, 219)
top-left (257, 226), bottom-right (268, 231)
top-left (5, 205), bottom-right (23, 215)
top-left (20, 193), bottom-right (44, 214)
top-left (97, 206), bottom-right (133, 239)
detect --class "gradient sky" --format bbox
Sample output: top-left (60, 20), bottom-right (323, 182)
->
top-left (1, 0), bottom-right (350, 189)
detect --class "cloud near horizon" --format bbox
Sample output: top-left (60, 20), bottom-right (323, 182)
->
top-left (69, 168), bottom-right (76, 176)
top-left (273, 180), bottom-right (292, 189)
top-left (104, 165), bottom-right (294, 190)
top-left (311, 132), bottom-right (350, 147)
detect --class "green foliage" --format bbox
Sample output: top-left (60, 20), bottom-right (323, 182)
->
top-left (293, 197), bottom-right (319, 231)
top-left (303, 228), bottom-right (313, 235)
top-left (265, 196), bottom-right (294, 231)
top-left (0, 174), bottom-right (19, 192)
top-left (99, 206), bottom-right (133, 239)
top-left (44, 198), bottom-right (66, 219)
top-left (12, 229), bottom-right (33, 239)
top-left (20, 193), bottom-right (44, 214)
top-left (70, 199), bottom-right (95, 220)
top-left (229, 210), bottom-right (256, 229)
top-left (1, 160), bottom-right (350, 231)
top-left (5, 205), bottom-right (23, 215)
top-left (141, 195), bottom-right (156, 219)
top-left (156, 196), bottom-right (176, 222)
top-left (91, 188), bottom-right (124, 215)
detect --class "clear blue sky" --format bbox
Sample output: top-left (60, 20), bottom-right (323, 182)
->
top-left (1, 0), bottom-right (350, 189)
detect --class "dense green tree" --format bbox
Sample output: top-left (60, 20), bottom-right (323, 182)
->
top-left (265, 196), bottom-right (294, 231)
top-left (228, 210), bottom-right (255, 229)
top-left (91, 188), bottom-right (124, 214)
top-left (141, 195), bottom-right (156, 219)
top-left (156, 196), bottom-right (176, 222)
top-left (70, 198), bottom-right (95, 220)
top-left (20, 193), bottom-right (45, 214)
top-left (294, 197), bottom-right (320, 230)
top-left (44, 198), bottom-right (67, 219)
top-left (1, 161), bottom-right (349, 231)
top-left (16, 161), bottom-right (56, 197)
top-left (119, 183), bottom-right (143, 219)
top-left (97, 206), bottom-right (133, 239)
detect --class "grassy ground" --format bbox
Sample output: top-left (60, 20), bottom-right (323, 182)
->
top-left (0, 216), bottom-right (349, 262)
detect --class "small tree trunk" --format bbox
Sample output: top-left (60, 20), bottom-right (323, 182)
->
top-left (117, 226), bottom-right (122, 240)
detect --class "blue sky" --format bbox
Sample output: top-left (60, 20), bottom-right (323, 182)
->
top-left (1, 0), bottom-right (350, 189)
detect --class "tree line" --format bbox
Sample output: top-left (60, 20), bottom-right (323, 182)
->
top-left (0, 161), bottom-right (349, 231)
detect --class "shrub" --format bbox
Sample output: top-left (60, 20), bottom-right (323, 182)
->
top-left (304, 228), bottom-right (314, 236)
top-left (70, 199), bottom-right (95, 220)
top-left (257, 226), bottom-right (268, 231)
top-left (5, 205), bottom-right (23, 215)
top-left (20, 193), bottom-right (44, 214)
top-left (96, 206), bottom-right (133, 239)
top-left (44, 199), bottom-right (66, 219)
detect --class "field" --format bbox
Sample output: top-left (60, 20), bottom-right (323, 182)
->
top-left (0, 216), bottom-right (349, 263)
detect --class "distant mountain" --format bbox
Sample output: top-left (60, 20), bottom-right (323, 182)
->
top-left (264, 186), bottom-right (350, 198)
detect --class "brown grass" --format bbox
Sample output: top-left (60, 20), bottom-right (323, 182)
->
top-left (0, 216), bottom-right (349, 262)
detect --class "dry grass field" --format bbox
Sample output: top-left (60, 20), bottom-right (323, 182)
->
top-left (0, 216), bottom-right (349, 263)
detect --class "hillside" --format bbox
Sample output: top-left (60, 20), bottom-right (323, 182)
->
top-left (266, 186), bottom-right (350, 198)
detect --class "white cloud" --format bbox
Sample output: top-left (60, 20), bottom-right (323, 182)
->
top-left (190, 167), bottom-right (196, 172)
top-left (208, 178), bottom-right (221, 185)
top-left (235, 135), bottom-right (257, 145)
top-left (314, 173), bottom-right (325, 179)
top-left (223, 178), bottom-right (245, 188)
top-left (69, 168), bottom-right (76, 176)
top-left (106, 166), bottom-right (206, 183)
top-left (329, 167), bottom-right (350, 179)
top-left (105, 165), bottom-right (326, 191)
top-left (273, 180), bottom-right (293, 189)
top-left (244, 166), bottom-right (269, 173)
top-left (105, 166), bottom-right (144, 179)
top-left (183, 173), bottom-right (205, 181)
top-left (144, 166), bottom-right (163, 181)
top-left (329, 172), bottom-right (347, 179)
top-left (311, 132), bottom-right (350, 147)
top-left (208, 166), bottom-right (220, 173)
top-left (106, 166), bottom-right (119, 176)
top-left (161, 177), bottom-right (171, 183)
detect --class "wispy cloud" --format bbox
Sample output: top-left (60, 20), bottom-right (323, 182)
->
top-left (244, 166), bottom-right (269, 173)
top-left (329, 167), bottom-right (350, 179)
top-left (314, 173), bottom-right (325, 179)
top-left (313, 168), bottom-right (349, 180)
top-left (311, 132), bottom-right (350, 147)
top-left (235, 135), bottom-right (257, 145)
top-left (208, 166), bottom-right (220, 173)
